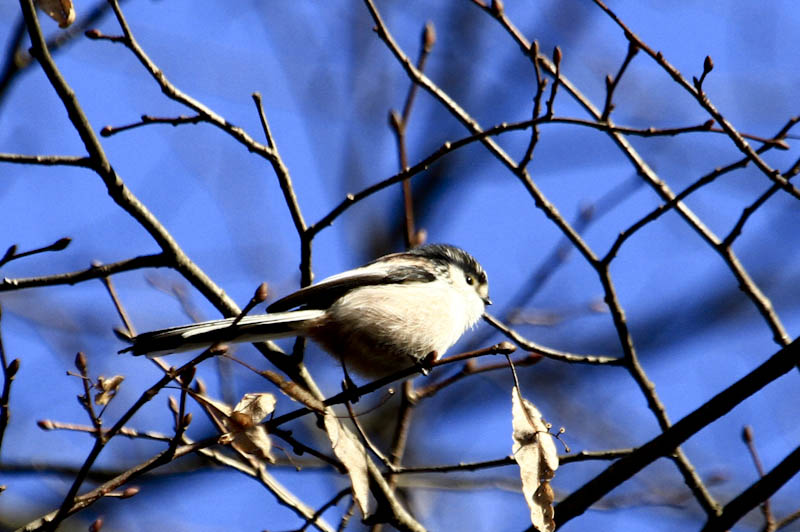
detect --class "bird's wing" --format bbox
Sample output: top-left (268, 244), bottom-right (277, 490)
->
top-left (266, 262), bottom-right (435, 312)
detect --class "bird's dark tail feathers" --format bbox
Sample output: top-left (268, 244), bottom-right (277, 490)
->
top-left (118, 310), bottom-right (325, 356)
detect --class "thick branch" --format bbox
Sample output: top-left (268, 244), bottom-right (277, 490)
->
top-left (555, 338), bottom-right (800, 527)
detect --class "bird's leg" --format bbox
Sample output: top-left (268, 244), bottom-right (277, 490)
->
top-left (340, 361), bottom-right (359, 403)
top-left (415, 350), bottom-right (438, 376)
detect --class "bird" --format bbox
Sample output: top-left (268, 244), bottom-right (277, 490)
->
top-left (120, 244), bottom-right (491, 377)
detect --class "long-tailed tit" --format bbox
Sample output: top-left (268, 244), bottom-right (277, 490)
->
top-left (121, 244), bottom-right (491, 377)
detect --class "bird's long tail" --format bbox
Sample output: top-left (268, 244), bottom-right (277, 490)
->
top-left (119, 310), bottom-right (326, 356)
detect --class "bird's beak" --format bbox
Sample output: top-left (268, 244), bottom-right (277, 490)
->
top-left (483, 297), bottom-right (493, 305)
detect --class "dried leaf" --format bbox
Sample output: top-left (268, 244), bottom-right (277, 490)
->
top-left (228, 393), bottom-right (276, 461)
top-left (94, 375), bottom-right (124, 406)
top-left (323, 414), bottom-right (371, 516)
top-left (193, 391), bottom-right (276, 462)
top-left (35, 0), bottom-right (76, 28)
top-left (512, 387), bottom-right (558, 532)
top-left (236, 425), bottom-right (273, 461)
top-left (232, 392), bottom-right (277, 425)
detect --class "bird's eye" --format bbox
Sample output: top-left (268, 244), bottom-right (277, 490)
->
top-left (465, 275), bottom-right (474, 285)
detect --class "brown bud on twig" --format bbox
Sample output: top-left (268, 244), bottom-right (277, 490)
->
top-left (254, 282), bottom-right (269, 303)
top-left (703, 119), bottom-right (715, 129)
top-left (694, 56), bottom-right (715, 92)
top-left (742, 425), bottom-right (754, 443)
top-left (168, 395), bottom-right (179, 415)
top-left (89, 517), bottom-right (103, 532)
top-left (179, 366), bottom-right (196, 386)
top-left (1, 245), bottom-right (16, 263)
top-left (422, 21), bottom-right (436, 53)
top-left (703, 55), bottom-right (714, 74)
top-left (491, 0), bottom-right (504, 15)
top-left (100, 125), bottom-right (113, 137)
top-left (50, 237), bottom-right (71, 251)
top-left (7, 358), bottom-right (20, 378)
top-left (530, 40), bottom-right (540, 57)
top-left (121, 486), bottom-right (140, 498)
top-left (388, 109), bottom-right (402, 132)
top-left (37, 419), bottom-right (55, 430)
top-left (209, 344), bottom-right (228, 355)
top-left (182, 412), bottom-right (193, 427)
top-left (553, 46), bottom-right (562, 67)
top-left (413, 228), bottom-right (427, 248)
top-left (495, 341), bottom-right (517, 355)
top-left (85, 29), bottom-right (102, 39)
top-left (112, 328), bottom-right (131, 343)
top-left (605, 74), bottom-right (613, 89)
top-left (75, 352), bottom-right (88, 373)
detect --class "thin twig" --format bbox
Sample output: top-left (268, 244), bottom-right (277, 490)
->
top-left (0, 253), bottom-right (168, 292)
top-left (0, 304), bottom-right (19, 454)
top-left (414, 353), bottom-right (542, 400)
top-left (388, 21), bottom-right (435, 249)
top-left (723, 152), bottom-right (800, 248)
top-left (0, 237), bottom-right (71, 268)
top-left (519, 39), bottom-right (546, 170)
top-left (545, 46), bottom-right (561, 118)
top-left (742, 426), bottom-right (775, 531)
top-left (98, 113), bottom-right (204, 137)
top-left (296, 488), bottom-right (350, 532)
top-left (483, 314), bottom-right (622, 365)
top-left (72, 353), bottom-right (102, 432)
top-left (344, 399), bottom-right (394, 469)
top-left (601, 41), bottom-right (639, 121)
top-left (0, 153), bottom-right (92, 166)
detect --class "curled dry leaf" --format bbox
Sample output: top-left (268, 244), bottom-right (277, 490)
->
top-left (193, 391), bottom-right (276, 463)
top-left (35, 0), bottom-right (76, 28)
top-left (512, 387), bottom-right (559, 532)
top-left (233, 392), bottom-right (277, 424)
top-left (94, 375), bottom-right (124, 406)
top-left (227, 393), bottom-right (276, 461)
top-left (323, 413), bottom-right (371, 517)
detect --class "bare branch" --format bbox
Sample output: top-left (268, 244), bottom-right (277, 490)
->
top-left (601, 41), bottom-right (639, 121)
top-left (0, 153), bottom-right (92, 166)
top-left (590, 0), bottom-right (800, 201)
top-left (0, 237), bottom-right (71, 268)
top-left (99, 113), bottom-right (204, 137)
top-left (483, 314), bottom-right (622, 365)
top-left (0, 305), bottom-right (19, 454)
top-left (0, 253), bottom-right (168, 292)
